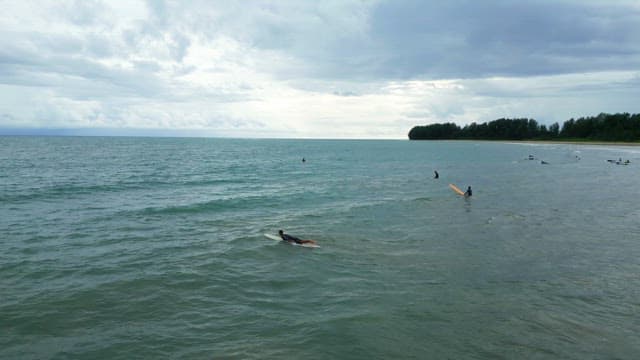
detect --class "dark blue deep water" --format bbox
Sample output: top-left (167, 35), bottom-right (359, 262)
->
top-left (2, 137), bottom-right (639, 359)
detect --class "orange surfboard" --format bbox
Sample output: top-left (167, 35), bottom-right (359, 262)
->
top-left (449, 183), bottom-right (465, 196)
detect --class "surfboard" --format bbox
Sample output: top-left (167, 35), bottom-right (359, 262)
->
top-left (264, 233), bottom-right (320, 248)
top-left (449, 183), bottom-right (465, 196)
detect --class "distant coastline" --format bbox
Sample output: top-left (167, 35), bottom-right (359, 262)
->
top-left (514, 139), bottom-right (640, 146)
top-left (408, 113), bottom-right (640, 143)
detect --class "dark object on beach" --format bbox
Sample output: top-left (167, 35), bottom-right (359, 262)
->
top-left (610, 158), bottom-right (631, 165)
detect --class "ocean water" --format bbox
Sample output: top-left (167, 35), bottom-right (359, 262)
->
top-left (1, 136), bottom-right (639, 359)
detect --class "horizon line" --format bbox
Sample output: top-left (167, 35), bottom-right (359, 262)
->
top-left (0, 127), bottom-right (406, 141)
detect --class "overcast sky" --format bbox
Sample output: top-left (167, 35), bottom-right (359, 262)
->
top-left (1, 0), bottom-right (640, 138)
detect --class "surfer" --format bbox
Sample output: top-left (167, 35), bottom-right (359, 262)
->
top-left (434, 170), bottom-right (439, 179)
top-left (464, 186), bottom-right (472, 197)
top-left (302, 157), bottom-right (306, 163)
top-left (278, 230), bottom-right (316, 245)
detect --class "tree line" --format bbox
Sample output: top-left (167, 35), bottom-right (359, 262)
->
top-left (408, 113), bottom-right (640, 142)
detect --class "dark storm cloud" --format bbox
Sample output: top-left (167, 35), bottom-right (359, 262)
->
top-left (291, 0), bottom-right (640, 80)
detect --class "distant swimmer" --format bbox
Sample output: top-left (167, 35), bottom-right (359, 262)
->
top-left (434, 170), bottom-right (439, 179)
top-left (279, 230), bottom-right (316, 245)
top-left (302, 157), bottom-right (306, 163)
top-left (464, 186), bottom-right (472, 197)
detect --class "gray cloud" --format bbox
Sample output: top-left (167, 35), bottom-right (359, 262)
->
top-left (251, 0), bottom-right (640, 80)
top-left (53, 0), bottom-right (114, 27)
top-left (138, 0), bottom-right (638, 82)
top-left (0, 47), bottom-right (164, 98)
top-left (359, 1), bottom-right (639, 79)
top-left (6, 1), bottom-right (640, 83)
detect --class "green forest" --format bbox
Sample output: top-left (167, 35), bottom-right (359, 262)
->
top-left (408, 113), bottom-right (640, 142)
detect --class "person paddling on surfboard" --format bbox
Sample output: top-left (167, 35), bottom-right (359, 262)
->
top-left (464, 186), bottom-right (472, 197)
top-left (279, 230), bottom-right (316, 245)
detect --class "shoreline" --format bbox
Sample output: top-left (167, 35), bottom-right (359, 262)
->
top-left (508, 140), bottom-right (640, 147)
top-left (412, 139), bottom-right (640, 146)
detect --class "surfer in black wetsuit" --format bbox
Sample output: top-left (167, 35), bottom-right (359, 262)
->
top-left (434, 170), bottom-right (439, 179)
top-left (464, 186), bottom-right (472, 197)
top-left (278, 230), bottom-right (316, 245)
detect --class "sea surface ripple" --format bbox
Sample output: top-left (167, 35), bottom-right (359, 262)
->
top-left (1, 137), bottom-right (639, 359)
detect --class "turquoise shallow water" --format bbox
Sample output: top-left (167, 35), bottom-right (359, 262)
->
top-left (1, 137), bottom-right (640, 359)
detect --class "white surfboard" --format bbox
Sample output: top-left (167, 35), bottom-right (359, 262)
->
top-left (264, 233), bottom-right (320, 248)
